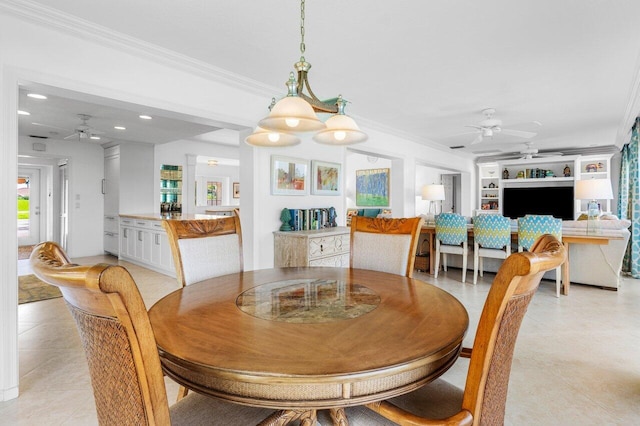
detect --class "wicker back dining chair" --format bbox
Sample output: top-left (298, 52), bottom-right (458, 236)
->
top-left (434, 213), bottom-right (469, 283)
top-left (473, 214), bottom-right (512, 285)
top-left (162, 215), bottom-right (243, 288)
top-left (29, 241), bottom-right (274, 426)
top-left (518, 214), bottom-right (563, 297)
top-left (350, 216), bottom-right (425, 278)
top-left (359, 234), bottom-right (566, 426)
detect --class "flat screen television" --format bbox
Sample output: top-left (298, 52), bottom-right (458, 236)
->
top-left (502, 186), bottom-right (574, 220)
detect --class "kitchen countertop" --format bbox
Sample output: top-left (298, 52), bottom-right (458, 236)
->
top-left (119, 213), bottom-right (224, 221)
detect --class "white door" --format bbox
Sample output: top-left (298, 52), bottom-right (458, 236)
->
top-left (17, 168), bottom-right (41, 246)
top-left (59, 163), bottom-right (69, 251)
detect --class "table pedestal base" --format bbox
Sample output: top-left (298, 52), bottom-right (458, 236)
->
top-left (258, 408), bottom-right (348, 426)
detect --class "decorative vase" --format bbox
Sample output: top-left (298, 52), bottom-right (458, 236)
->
top-left (279, 208), bottom-right (292, 231)
top-left (502, 168), bottom-right (509, 179)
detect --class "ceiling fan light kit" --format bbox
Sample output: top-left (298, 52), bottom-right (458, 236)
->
top-left (246, 0), bottom-right (367, 147)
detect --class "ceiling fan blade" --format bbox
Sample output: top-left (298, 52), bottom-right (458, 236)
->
top-left (63, 133), bottom-right (78, 140)
top-left (470, 134), bottom-right (483, 145)
top-left (32, 122), bottom-right (72, 132)
top-left (534, 152), bottom-right (563, 157)
top-left (500, 129), bottom-right (537, 139)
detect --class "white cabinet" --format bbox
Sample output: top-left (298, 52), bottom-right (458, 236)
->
top-left (274, 227), bottom-right (350, 267)
top-left (104, 215), bottom-right (119, 256)
top-left (104, 147), bottom-right (120, 255)
top-left (119, 217), bottom-right (175, 276)
top-left (103, 144), bottom-right (155, 255)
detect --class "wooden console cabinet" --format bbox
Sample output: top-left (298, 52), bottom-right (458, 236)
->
top-left (274, 227), bottom-right (350, 267)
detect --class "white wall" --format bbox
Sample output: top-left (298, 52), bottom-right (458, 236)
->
top-left (19, 136), bottom-right (105, 257)
top-left (0, 9), bottom-right (475, 400)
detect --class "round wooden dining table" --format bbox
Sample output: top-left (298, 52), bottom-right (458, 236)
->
top-left (149, 267), bottom-right (468, 425)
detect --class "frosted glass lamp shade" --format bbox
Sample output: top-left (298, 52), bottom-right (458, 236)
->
top-left (312, 114), bottom-right (368, 145)
top-left (421, 184), bottom-right (446, 201)
top-left (244, 126), bottom-right (301, 147)
top-left (258, 96), bottom-right (326, 132)
top-left (575, 179), bottom-right (613, 200)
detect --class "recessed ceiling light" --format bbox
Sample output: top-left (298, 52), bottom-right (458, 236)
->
top-left (139, 115), bottom-right (152, 120)
top-left (207, 159), bottom-right (218, 166)
top-left (27, 93), bottom-right (47, 100)
top-left (17, 110), bottom-right (30, 116)
top-left (114, 126), bottom-right (126, 130)
top-left (90, 136), bottom-right (101, 140)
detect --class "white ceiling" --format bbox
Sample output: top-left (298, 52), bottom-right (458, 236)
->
top-left (17, 0), bottom-right (640, 157)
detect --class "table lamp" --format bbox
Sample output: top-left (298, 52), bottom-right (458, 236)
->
top-left (421, 184), bottom-right (445, 225)
top-left (575, 178), bottom-right (613, 234)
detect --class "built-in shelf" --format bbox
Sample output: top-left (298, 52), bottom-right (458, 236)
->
top-left (501, 177), bottom-right (574, 184)
top-left (477, 154), bottom-right (614, 218)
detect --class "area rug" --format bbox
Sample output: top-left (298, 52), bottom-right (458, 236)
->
top-left (18, 274), bottom-right (62, 304)
top-left (18, 245), bottom-right (35, 260)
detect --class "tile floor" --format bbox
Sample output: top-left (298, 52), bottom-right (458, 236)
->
top-left (3, 255), bottom-right (640, 425)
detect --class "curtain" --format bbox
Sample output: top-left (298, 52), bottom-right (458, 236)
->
top-left (618, 117), bottom-right (640, 278)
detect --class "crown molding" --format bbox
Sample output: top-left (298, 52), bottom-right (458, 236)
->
top-left (0, 0), bottom-right (277, 98)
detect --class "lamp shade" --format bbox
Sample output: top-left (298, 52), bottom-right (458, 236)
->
top-left (258, 96), bottom-right (326, 132)
top-left (421, 184), bottom-right (445, 201)
top-left (312, 114), bottom-right (368, 145)
top-left (575, 178), bottom-right (613, 200)
top-left (244, 126), bottom-right (301, 147)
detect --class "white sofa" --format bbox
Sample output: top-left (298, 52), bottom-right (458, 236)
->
top-left (561, 219), bottom-right (631, 290)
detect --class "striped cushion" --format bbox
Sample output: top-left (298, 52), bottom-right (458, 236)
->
top-left (435, 213), bottom-right (467, 246)
top-left (474, 214), bottom-right (511, 249)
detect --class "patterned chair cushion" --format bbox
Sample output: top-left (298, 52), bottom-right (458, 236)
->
top-left (474, 214), bottom-right (511, 249)
top-left (435, 213), bottom-right (468, 246)
top-left (518, 215), bottom-right (562, 251)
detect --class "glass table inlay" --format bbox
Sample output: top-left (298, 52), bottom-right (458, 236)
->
top-left (236, 279), bottom-right (380, 323)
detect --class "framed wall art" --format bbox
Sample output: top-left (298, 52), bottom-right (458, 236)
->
top-left (356, 168), bottom-right (390, 206)
top-left (271, 156), bottom-right (308, 195)
top-left (311, 160), bottom-right (341, 195)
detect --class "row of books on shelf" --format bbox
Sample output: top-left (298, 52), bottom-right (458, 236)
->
top-left (287, 207), bottom-right (337, 231)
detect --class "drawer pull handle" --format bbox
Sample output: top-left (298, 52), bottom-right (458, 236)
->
top-left (320, 244), bottom-right (323, 252)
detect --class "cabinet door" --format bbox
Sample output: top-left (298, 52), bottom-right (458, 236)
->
top-left (120, 226), bottom-right (135, 258)
top-left (104, 232), bottom-right (119, 255)
top-left (136, 228), bottom-right (152, 263)
top-left (151, 230), bottom-right (175, 272)
top-left (104, 153), bottom-right (120, 215)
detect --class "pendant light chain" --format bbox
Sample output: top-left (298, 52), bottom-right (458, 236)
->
top-left (300, 0), bottom-right (306, 57)
top-left (246, 0), bottom-right (368, 146)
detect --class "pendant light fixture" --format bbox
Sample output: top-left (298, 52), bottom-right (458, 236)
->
top-left (244, 125), bottom-right (301, 147)
top-left (245, 0), bottom-right (367, 147)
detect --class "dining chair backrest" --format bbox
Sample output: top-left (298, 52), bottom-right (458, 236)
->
top-left (350, 216), bottom-right (425, 278)
top-left (435, 213), bottom-right (468, 246)
top-left (163, 215), bottom-right (243, 287)
top-left (367, 234), bottom-right (567, 425)
top-left (474, 214), bottom-right (512, 249)
top-left (518, 214), bottom-right (562, 251)
top-left (29, 241), bottom-right (172, 425)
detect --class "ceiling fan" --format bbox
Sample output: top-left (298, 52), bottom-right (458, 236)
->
top-left (493, 142), bottom-right (564, 160)
top-left (63, 114), bottom-right (104, 140)
top-left (463, 108), bottom-right (539, 145)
